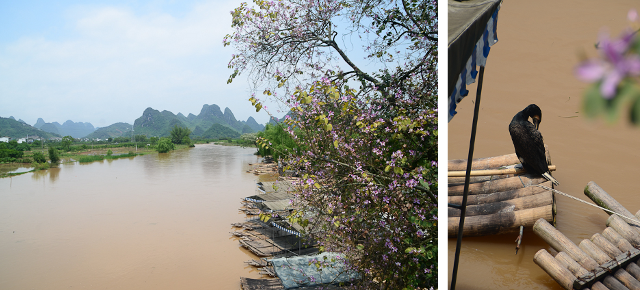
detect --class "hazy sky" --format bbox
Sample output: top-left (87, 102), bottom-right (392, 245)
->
top-left (0, 0), bottom-right (283, 127)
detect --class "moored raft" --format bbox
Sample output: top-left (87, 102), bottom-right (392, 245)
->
top-left (534, 182), bottom-right (640, 290)
top-left (448, 147), bottom-right (557, 237)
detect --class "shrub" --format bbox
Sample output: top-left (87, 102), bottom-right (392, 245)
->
top-left (48, 147), bottom-right (60, 164)
top-left (156, 138), bottom-right (175, 153)
top-left (32, 152), bottom-right (46, 163)
top-left (0, 148), bottom-right (24, 159)
top-left (107, 149), bottom-right (113, 156)
top-left (34, 162), bottom-right (49, 170)
top-left (78, 155), bottom-right (104, 163)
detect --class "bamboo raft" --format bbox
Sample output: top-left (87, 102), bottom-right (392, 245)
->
top-left (534, 181), bottom-right (640, 290)
top-left (448, 148), bottom-right (557, 237)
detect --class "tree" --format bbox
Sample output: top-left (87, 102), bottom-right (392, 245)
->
top-left (170, 125), bottom-right (191, 144)
top-left (61, 136), bottom-right (73, 151)
top-left (32, 152), bottom-right (46, 163)
top-left (226, 0), bottom-right (437, 288)
top-left (48, 147), bottom-right (60, 164)
top-left (135, 134), bottom-right (147, 142)
top-left (181, 135), bottom-right (192, 146)
top-left (256, 123), bottom-right (301, 161)
top-left (156, 137), bottom-right (175, 153)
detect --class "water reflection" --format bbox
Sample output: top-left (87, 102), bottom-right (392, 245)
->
top-left (30, 167), bottom-right (60, 183)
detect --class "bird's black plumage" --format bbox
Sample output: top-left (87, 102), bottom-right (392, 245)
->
top-left (508, 104), bottom-right (559, 185)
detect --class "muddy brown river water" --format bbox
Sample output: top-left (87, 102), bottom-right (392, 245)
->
top-left (449, 0), bottom-right (640, 289)
top-left (0, 144), bottom-right (265, 289)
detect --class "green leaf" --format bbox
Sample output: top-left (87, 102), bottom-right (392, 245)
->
top-left (583, 83), bottom-right (605, 119)
top-left (324, 123), bottom-right (333, 131)
top-left (631, 93), bottom-right (640, 125)
top-left (605, 81), bottom-right (635, 123)
top-left (333, 140), bottom-right (338, 148)
top-left (357, 244), bottom-right (364, 250)
top-left (385, 165), bottom-right (391, 172)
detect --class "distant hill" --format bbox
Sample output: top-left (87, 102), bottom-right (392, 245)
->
top-left (131, 104), bottom-right (265, 138)
top-left (246, 116), bottom-right (265, 132)
top-left (133, 108), bottom-right (188, 137)
top-left (84, 122), bottom-right (133, 139)
top-left (0, 117), bottom-right (61, 139)
top-left (34, 118), bottom-right (95, 138)
top-left (201, 123), bottom-right (241, 139)
top-left (9, 116), bottom-right (27, 124)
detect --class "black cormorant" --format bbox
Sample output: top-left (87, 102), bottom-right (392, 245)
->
top-left (508, 104), bottom-right (559, 186)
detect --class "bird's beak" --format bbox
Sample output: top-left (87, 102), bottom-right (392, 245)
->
top-left (532, 117), bottom-right (540, 130)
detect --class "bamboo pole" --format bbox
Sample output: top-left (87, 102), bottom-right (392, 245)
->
top-left (555, 251), bottom-right (590, 278)
top-left (448, 191), bottom-right (552, 217)
top-left (448, 165), bottom-right (556, 177)
top-left (448, 181), bottom-right (550, 205)
top-left (579, 239), bottom-right (612, 265)
top-left (448, 153), bottom-right (520, 171)
top-left (626, 263), bottom-right (640, 282)
top-left (614, 268), bottom-right (640, 290)
top-left (533, 218), bottom-right (599, 271)
top-left (591, 282), bottom-right (610, 290)
top-left (448, 174), bottom-right (547, 196)
top-left (603, 275), bottom-right (632, 290)
top-left (516, 225), bottom-right (524, 255)
top-left (448, 174), bottom-right (510, 186)
top-left (607, 215), bottom-right (640, 247)
top-left (591, 233), bottom-right (624, 259)
top-left (534, 249), bottom-right (576, 290)
top-left (448, 145), bottom-right (552, 171)
top-left (449, 205), bottom-right (552, 237)
top-left (603, 227), bottom-right (636, 253)
top-left (585, 182), bottom-right (639, 222)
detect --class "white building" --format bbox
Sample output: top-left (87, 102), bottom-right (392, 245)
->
top-left (17, 138), bottom-right (27, 144)
top-left (0, 137), bottom-right (9, 143)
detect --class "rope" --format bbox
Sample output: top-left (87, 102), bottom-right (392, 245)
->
top-left (533, 184), bottom-right (640, 227)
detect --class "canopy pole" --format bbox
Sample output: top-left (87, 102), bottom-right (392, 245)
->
top-left (450, 65), bottom-right (486, 290)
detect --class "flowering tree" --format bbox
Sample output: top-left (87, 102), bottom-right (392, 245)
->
top-left (225, 0), bottom-right (437, 288)
top-left (575, 9), bottom-right (640, 123)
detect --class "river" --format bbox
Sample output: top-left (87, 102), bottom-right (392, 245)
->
top-left (449, 0), bottom-right (640, 289)
top-left (0, 144), bottom-right (265, 289)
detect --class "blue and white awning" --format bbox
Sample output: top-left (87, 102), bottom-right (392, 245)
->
top-left (245, 197), bottom-right (264, 203)
top-left (271, 221), bottom-right (301, 237)
top-left (448, 0), bottom-right (502, 122)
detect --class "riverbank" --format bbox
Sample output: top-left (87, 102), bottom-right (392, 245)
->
top-left (0, 144), bottom-right (194, 178)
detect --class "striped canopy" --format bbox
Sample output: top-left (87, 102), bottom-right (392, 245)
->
top-left (448, 0), bottom-right (502, 122)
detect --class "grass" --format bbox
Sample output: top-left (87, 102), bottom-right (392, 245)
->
top-left (78, 155), bottom-right (105, 163)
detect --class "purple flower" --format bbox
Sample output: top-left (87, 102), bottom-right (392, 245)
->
top-left (575, 29), bottom-right (640, 99)
top-left (629, 9), bottom-right (638, 22)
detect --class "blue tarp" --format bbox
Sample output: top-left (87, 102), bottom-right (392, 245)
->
top-left (270, 252), bottom-right (360, 288)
